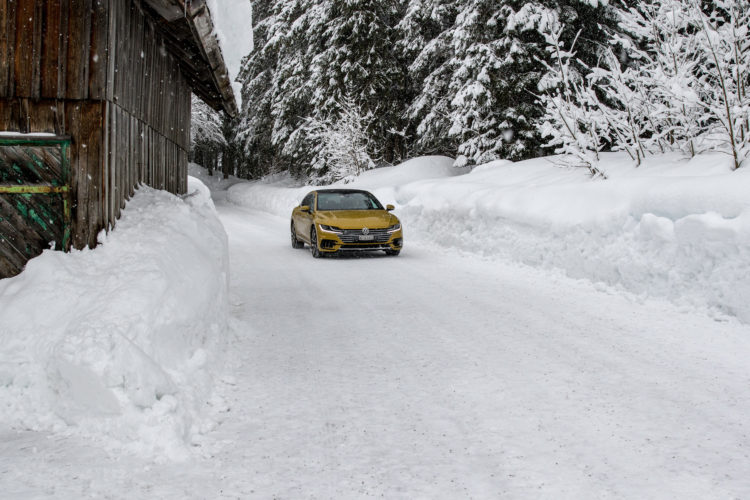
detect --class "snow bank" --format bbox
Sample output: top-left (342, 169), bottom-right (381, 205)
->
top-left (0, 178), bottom-right (229, 460)
top-left (227, 153), bottom-right (750, 323)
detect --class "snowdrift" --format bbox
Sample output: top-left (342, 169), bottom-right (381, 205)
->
top-left (228, 153), bottom-right (750, 323)
top-left (0, 177), bottom-right (229, 460)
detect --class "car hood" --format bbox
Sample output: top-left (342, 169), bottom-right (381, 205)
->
top-left (315, 210), bottom-right (397, 229)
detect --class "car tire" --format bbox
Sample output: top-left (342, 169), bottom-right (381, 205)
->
top-left (385, 249), bottom-right (400, 256)
top-left (310, 227), bottom-right (321, 258)
top-left (291, 222), bottom-right (304, 248)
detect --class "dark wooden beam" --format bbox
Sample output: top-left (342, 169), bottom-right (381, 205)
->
top-left (138, 0), bottom-right (237, 116)
top-left (142, 0), bottom-right (182, 22)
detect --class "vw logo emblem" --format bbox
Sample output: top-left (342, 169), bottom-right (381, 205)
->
top-left (361, 227), bottom-right (369, 235)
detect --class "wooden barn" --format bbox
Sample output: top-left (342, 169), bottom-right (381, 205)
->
top-left (0, 0), bottom-right (237, 278)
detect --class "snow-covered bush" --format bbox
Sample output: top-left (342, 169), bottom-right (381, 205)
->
top-left (302, 94), bottom-right (376, 184)
top-left (619, 0), bottom-right (750, 168)
top-left (538, 25), bottom-right (609, 177)
top-left (690, 0), bottom-right (750, 169)
top-left (0, 178), bottom-right (229, 460)
top-left (540, 0), bottom-right (750, 170)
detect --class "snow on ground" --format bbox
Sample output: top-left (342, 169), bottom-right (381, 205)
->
top-left (2, 164), bottom-right (750, 498)
top-left (0, 178), bottom-right (229, 460)
top-left (228, 152), bottom-right (750, 323)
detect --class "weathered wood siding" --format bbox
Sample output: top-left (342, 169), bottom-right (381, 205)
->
top-left (103, 0), bottom-right (191, 228)
top-left (0, 0), bottom-right (191, 249)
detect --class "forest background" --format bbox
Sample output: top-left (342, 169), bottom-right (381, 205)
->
top-left (191, 0), bottom-right (750, 183)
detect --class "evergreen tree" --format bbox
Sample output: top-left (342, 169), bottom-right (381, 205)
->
top-left (405, 0), bottom-right (620, 166)
top-left (399, 0), bottom-right (461, 157)
top-left (233, 0), bottom-right (624, 179)
top-left (235, 0), bottom-right (281, 178)
top-left (306, 0), bottom-right (408, 169)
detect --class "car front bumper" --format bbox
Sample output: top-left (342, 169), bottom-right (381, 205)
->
top-left (317, 226), bottom-right (403, 253)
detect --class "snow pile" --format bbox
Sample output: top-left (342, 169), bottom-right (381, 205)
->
top-left (0, 178), bottom-right (229, 460)
top-left (227, 153), bottom-right (750, 323)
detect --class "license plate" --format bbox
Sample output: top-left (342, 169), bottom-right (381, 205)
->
top-left (358, 235), bottom-right (374, 241)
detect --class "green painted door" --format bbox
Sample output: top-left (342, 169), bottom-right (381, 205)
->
top-left (0, 136), bottom-right (71, 279)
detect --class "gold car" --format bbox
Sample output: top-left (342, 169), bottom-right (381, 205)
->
top-left (291, 189), bottom-right (403, 257)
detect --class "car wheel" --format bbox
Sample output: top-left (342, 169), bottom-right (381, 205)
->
top-left (385, 249), bottom-right (400, 256)
top-left (310, 227), bottom-right (321, 258)
top-left (291, 222), bottom-right (304, 248)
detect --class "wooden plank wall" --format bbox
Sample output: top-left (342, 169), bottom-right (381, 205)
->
top-left (104, 0), bottom-right (191, 226)
top-left (0, 0), bottom-right (108, 101)
top-left (0, 0), bottom-right (192, 249)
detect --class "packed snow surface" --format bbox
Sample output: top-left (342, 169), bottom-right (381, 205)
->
top-left (228, 152), bottom-right (750, 323)
top-left (0, 179), bottom-right (229, 460)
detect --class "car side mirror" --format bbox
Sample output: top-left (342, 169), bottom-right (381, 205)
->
top-left (300, 205), bottom-right (311, 213)
top-left (386, 204), bottom-right (395, 211)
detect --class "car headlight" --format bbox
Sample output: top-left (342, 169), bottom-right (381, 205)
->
top-left (387, 223), bottom-right (401, 233)
top-left (319, 224), bottom-right (343, 234)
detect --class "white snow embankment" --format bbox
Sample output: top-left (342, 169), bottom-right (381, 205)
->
top-left (0, 177), bottom-right (229, 460)
top-left (227, 153), bottom-right (750, 323)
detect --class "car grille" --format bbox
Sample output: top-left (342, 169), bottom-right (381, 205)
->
top-left (338, 228), bottom-right (391, 243)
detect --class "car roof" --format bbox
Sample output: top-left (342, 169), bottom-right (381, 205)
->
top-left (313, 189), bottom-right (373, 194)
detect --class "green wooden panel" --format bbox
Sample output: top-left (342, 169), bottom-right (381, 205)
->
top-left (0, 137), bottom-right (71, 279)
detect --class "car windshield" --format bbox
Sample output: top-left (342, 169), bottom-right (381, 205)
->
top-left (316, 192), bottom-right (383, 211)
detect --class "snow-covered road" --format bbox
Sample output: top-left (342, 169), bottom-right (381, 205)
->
top-left (3, 195), bottom-right (750, 498)
top-left (212, 202), bottom-right (750, 498)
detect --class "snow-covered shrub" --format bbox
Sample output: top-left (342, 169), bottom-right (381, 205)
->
top-left (690, 0), bottom-right (750, 169)
top-left (616, 0), bottom-right (750, 168)
top-left (303, 94), bottom-right (376, 184)
top-left (615, 0), bottom-right (704, 157)
top-left (538, 25), bottom-right (609, 177)
top-left (541, 0), bottom-right (750, 171)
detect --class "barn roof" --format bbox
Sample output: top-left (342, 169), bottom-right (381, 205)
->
top-left (142, 0), bottom-right (238, 117)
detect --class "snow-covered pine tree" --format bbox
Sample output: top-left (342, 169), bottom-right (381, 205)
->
top-left (306, 0), bottom-right (408, 171)
top-left (235, 0), bottom-right (625, 178)
top-left (405, 0), bottom-right (619, 167)
top-left (398, 0), bottom-right (461, 157)
top-left (237, 0), bottom-right (408, 182)
top-left (447, 0), bottom-right (542, 166)
top-left (235, 0), bottom-right (279, 178)
top-left (506, 0), bottom-right (625, 162)
top-left (191, 95), bottom-right (226, 151)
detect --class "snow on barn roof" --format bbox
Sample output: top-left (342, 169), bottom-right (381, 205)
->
top-left (142, 0), bottom-right (238, 117)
